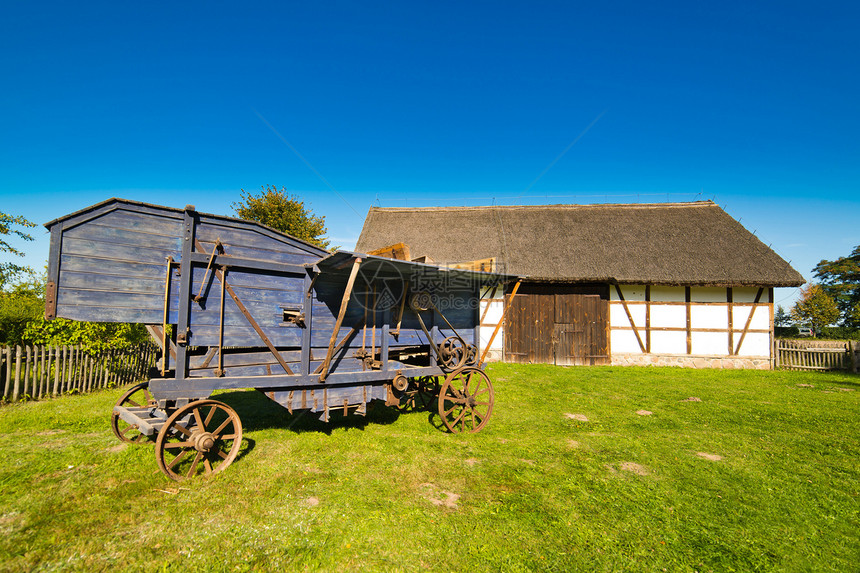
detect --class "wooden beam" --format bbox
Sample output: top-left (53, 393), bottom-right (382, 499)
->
top-left (320, 258), bottom-right (362, 381)
top-left (478, 286), bottom-right (497, 326)
top-left (613, 284), bottom-right (646, 353)
top-left (313, 322), bottom-right (363, 375)
top-left (368, 242), bottom-right (410, 261)
top-left (727, 287), bottom-right (734, 356)
top-left (685, 287), bottom-right (692, 355)
top-left (194, 239), bottom-right (293, 375)
top-left (145, 325), bottom-right (177, 360)
top-left (768, 287), bottom-right (775, 368)
top-left (479, 279), bottom-right (522, 367)
top-left (645, 285), bottom-right (651, 354)
top-left (734, 288), bottom-right (764, 355)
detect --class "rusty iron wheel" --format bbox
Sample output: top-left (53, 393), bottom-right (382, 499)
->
top-left (465, 344), bottom-right (478, 366)
top-left (110, 382), bottom-right (157, 444)
top-left (155, 399), bottom-right (243, 481)
top-left (438, 336), bottom-right (468, 371)
top-left (397, 376), bottom-right (442, 411)
top-left (438, 367), bottom-right (494, 434)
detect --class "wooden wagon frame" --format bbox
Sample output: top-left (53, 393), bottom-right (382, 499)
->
top-left (45, 199), bottom-right (514, 480)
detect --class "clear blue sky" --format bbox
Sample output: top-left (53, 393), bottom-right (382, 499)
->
top-left (2, 0), bottom-right (858, 308)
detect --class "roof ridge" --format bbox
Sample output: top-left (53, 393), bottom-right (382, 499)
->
top-left (368, 201), bottom-right (717, 213)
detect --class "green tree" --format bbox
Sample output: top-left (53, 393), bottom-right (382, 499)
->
top-left (791, 284), bottom-right (840, 336)
top-left (0, 272), bottom-right (44, 346)
top-left (774, 305), bottom-right (792, 327)
top-left (813, 245), bottom-right (860, 328)
top-left (23, 318), bottom-right (148, 354)
top-left (0, 211), bottom-right (36, 288)
top-left (232, 185), bottom-right (331, 250)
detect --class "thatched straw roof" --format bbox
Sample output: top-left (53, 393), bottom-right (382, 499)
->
top-left (356, 202), bottom-right (804, 287)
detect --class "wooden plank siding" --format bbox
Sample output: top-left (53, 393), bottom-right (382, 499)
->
top-left (504, 283), bottom-right (609, 365)
top-left (47, 200), bottom-right (488, 387)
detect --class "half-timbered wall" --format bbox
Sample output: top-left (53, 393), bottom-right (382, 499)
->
top-left (610, 285), bottom-right (774, 369)
top-left (478, 285), bottom-right (506, 361)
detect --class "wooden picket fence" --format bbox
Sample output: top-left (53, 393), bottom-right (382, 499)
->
top-left (0, 343), bottom-right (157, 402)
top-left (776, 339), bottom-right (860, 373)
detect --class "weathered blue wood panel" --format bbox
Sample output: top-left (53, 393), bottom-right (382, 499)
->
top-left (49, 200), bottom-right (328, 328)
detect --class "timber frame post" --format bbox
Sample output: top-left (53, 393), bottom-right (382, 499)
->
top-left (479, 279), bottom-right (522, 367)
top-left (174, 206), bottom-right (197, 382)
top-left (320, 258), bottom-right (362, 381)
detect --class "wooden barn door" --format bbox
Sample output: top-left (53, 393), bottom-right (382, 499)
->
top-left (505, 289), bottom-right (609, 366)
top-left (504, 293), bottom-right (554, 364)
top-left (553, 294), bottom-right (609, 366)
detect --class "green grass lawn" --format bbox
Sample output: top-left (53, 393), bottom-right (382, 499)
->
top-left (0, 364), bottom-right (858, 572)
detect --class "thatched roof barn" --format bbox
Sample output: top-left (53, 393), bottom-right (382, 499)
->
top-left (356, 201), bottom-right (804, 287)
top-left (356, 201), bottom-right (803, 370)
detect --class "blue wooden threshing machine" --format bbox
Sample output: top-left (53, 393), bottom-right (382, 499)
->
top-left (44, 199), bottom-right (511, 480)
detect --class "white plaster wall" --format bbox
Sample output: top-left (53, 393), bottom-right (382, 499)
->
top-left (737, 332), bottom-right (769, 357)
top-left (732, 305), bottom-right (769, 330)
top-left (650, 304), bottom-right (686, 328)
top-left (610, 285), bottom-right (646, 301)
top-left (477, 288), bottom-right (507, 357)
top-left (733, 287), bottom-right (769, 303)
top-left (480, 299), bottom-right (504, 325)
top-left (692, 331), bottom-right (729, 355)
top-left (691, 287), bottom-right (730, 303)
top-left (611, 329), bottom-right (644, 353)
top-left (479, 325), bottom-right (504, 351)
top-left (651, 286), bottom-right (685, 302)
top-left (651, 331), bottom-right (687, 354)
top-left (610, 302), bottom-right (646, 327)
top-left (691, 305), bottom-right (729, 329)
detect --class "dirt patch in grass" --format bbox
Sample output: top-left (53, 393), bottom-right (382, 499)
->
top-left (797, 384), bottom-right (814, 388)
top-left (421, 483), bottom-right (460, 509)
top-left (605, 462), bottom-right (650, 476)
top-left (682, 397), bottom-right (702, 402)
top-left (697, 452), bottom-right (723, 461)
top-left (566, 439), bottom-right (580, 448)
top-left (36, 429), bottom-right (66, 436)
top-left (620, 462), bottom-right (649, 476)
top-left (564, 413), bottom-right (589, 421)
top-left (464, 458), bottom-right (480, 467)
top-left (303, 497), bottom-right (320, 507)
top-left (636, 410), bottom-right (652, 416)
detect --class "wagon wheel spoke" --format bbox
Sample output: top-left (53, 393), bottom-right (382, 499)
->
top-left (167, 449), bottom-right (192, 470)
top-left (438, 367), bottom-right (494, 434)
top-left (211, 417), bottom-right (234, 436)
top-left (187, 452), bottom-right (203, 478)
top-left (111, 381), bottom-right (157, 445)
top-left (164, 440), bottom-right (195, 449)
top-left (172, 423), bottom-right (194, 438)
top-left (192, 406), bottom-right (206, 430)
top-left (203, 405), bottom-right (217, 426)
top-left (443, 403), bottom-right (464, 418)
top-left (155, 400), bottom-right (243, 481)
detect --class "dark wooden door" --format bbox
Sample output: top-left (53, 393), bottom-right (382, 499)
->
top-left (554, 294), bottom-right (609, 365)
top-left (505, 291), bottom-right (609, 365)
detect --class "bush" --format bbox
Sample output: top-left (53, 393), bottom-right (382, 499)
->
top-left (815, 326), bottom-right (860, 340)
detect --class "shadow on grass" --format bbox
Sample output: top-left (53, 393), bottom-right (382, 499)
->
top-left (213, 389), bottom-right (406, 437)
